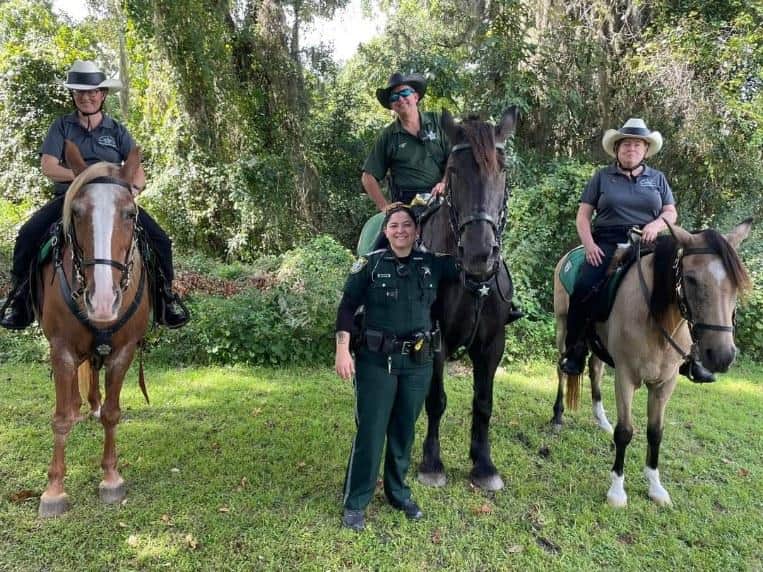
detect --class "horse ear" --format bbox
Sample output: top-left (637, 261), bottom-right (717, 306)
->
top-left (441, 108), bottom-right (459, 142)
top-left (120, 147), bottom-right (141, 184)
top-left (725, 217), bottom-right (753, 249)
top-left (664, 219), bottom-right (693, 245)
top-left (495, 106), bottom-right (519, 144)
top-left (64, 140), bottom-right (87, 176)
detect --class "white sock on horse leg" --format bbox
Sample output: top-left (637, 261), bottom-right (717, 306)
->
top-left (644, 466), bottom-right (672, 506)
top-left (592, 401), bottom-right (613, 434)
top-left (607, 471), bottom-right (628, 508)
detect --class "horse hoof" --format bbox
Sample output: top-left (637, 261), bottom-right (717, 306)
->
top-left (471, 474), bottom-right (504, 491)
top-left (606, 492), bottom-right (627, 508)
top-left (90, 408), bottom-right (101, 419)
top-left (39, 493), bottom-right (70, 517)
top-left (99, 480), bottom-right (126, 504)
top-left (552, 422), bottom-right (563, 434)
top-left (418, 472), bottom-right (447, 487)
top-left (648, 491), bottom-right (672, 507)
top-left (597, 420), bottom-right (614, 434)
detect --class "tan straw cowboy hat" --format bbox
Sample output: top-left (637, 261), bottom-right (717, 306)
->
top-left (63, 60), bottom-right (122, 91)
top-left (602, 118), bottom-right (663, 158)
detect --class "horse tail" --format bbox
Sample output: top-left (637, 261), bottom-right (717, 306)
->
top-left (77, 361), bottom-right (92, 403)
top-left (565, 373), bottom-right (582, 410)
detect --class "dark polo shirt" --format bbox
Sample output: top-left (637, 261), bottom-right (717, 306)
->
top-left (40, 112), bottom-right (136, 195)
top-left (363, 111), bottom-right (450, 199)
top-left (581, 165), bottom-right (675, 229)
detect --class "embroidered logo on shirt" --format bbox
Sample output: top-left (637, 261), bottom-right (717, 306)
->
top-left (422, 130), bottom-right (438, 141)
top-left (399, 142), bottom-right (407, 149)
top-left (97, 135), bottom-right (118, 149)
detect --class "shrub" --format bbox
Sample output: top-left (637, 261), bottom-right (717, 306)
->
top-left (147, 235), bottom-right (354, 366)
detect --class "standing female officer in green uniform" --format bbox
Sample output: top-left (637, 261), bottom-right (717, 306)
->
top-left (335, 204), bottom-right (459, 531)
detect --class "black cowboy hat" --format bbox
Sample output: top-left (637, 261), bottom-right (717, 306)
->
top-left (376, 72), bottom-right (427, 109)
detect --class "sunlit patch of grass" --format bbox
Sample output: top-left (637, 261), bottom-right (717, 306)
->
top-left (0, 360), bottom-right (761, 571)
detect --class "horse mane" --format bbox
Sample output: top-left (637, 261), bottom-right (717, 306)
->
top-left (458, 115), bottom-right (499, 175)
top-left (650, 229), bottom-right (751, 320)
top-left (62, 162), bottom-right (121, 234)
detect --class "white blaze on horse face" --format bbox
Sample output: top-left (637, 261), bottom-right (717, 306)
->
top-left (89, 187), bottom-right (119, 320)
top-left (707, 259), bottom-right (728, 287)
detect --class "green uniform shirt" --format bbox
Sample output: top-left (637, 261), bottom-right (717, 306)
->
top-left (363, 111), bottom-right (450, 199)
top-left (343, 248), bottom-right (459, 337)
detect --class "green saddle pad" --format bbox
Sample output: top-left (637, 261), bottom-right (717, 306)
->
top-left (37, 235), bottom-right (56, 264)
top-left (357, 212), bottom-right (385, 257)
top-left (559, 246), bottom-right (628, 314)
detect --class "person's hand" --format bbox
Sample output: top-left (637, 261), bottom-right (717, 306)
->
top-left (335, 347), bottom-right (355, 381)
top-left (641, 219), bottom-right (664, 245)
top-left (431, 181), bottom-right (446, 196)
top-left (583, 240), bottom-right (605, 267)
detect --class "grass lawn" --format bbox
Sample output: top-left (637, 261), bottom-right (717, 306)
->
top-left (0, 359), bottom-right (761, 571)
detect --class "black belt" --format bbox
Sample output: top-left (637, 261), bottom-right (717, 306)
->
top-left (363, 328), bottom-right (438, 356)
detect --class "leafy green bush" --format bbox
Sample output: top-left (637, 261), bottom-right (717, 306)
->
top-left (148, 235), bottom-right (354, 366)
top-left (0, 326), bottom-right (48, 364)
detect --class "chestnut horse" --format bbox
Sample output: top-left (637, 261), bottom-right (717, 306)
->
top-left (35, 141), bottom-right (150, 517)
top-left (552, 219), bottom-right (751, 507)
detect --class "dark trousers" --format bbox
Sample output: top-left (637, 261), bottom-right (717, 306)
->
top-left (343, 354), bottom-right (432, 511)
top-left (11, 196), bottom-right (173, 284)
top-left (564, 226), bottom-right (633, 351)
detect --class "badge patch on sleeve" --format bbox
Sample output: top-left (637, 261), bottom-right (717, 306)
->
top-left (350, 257), bottom-right (368, 274)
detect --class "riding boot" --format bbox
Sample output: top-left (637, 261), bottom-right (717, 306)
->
top-left (156, 282), bottom-right (190, 329)
top-left (679, 358), bottom-right (716, 383)
top-left (507, 302), bottom-right (524, 324)
top-left (560, 341), bottom-right (588, 375)
top-left (0, 278), bottom-right (34, 330)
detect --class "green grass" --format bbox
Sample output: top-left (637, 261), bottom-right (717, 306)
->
top-left (0, 360), bottom-right (761, 571)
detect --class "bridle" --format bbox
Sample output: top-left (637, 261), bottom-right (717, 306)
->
top-left (53, 176), bottom-right (146, 360)
top-left (444, 141), bottom-right (513, 357)
top-left (445, 141), bottom-right (508, 275)
top-left (635, 235), bottom-right (735, 362)
top-left (67, 177), bottom-right (138, 299)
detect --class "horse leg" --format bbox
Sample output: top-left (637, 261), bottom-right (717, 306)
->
top-left (551, 313), bottom-right (566, 429)
top-left (418, 351), bottom-right (447, 487)
top-left (39, 349), bottom-right (78, 517)
top-left (468, 335), bottom-right (504, 491)
top-left (607, 369), bottom-right (636, 508)
top-left (98, 347), bottom-right (134, 504)
top-left (643, 379), bottom-right (677, 506)
top-left (551, 366), bottom-right (565, 431)
top-left (589, 356), bottom-right (613, 434)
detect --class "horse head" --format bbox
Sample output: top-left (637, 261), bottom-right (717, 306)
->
top-left (62, 141), bottom-right (141, 323)
top-left (441, 108), bottom-right (517, 280)
top-left (663, 219), bottom-right (752, 373)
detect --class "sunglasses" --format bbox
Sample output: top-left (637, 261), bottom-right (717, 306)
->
top-left (389, 88), bottom-right (415, 104)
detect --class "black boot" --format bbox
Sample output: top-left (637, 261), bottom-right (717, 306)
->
top-left (0, 281), bottom-right (34, 330)
top-left (507, 302), bottom-right (524, 324)
top-left (157, 285), bottom-right (190, 329)
top-left (560, 342), bottom-right (587, 375)
top-left (679, 358), bottom-right (716, 383)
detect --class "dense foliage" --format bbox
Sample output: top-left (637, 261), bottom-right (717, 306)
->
top-left (0, 0), bottom-right (760, 360)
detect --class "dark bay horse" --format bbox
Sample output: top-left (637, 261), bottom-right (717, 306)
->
top-left (34, 141), bottom-right (150, 517)
top-left (552, 219), bottom-right (751, 506)
top-left (417, 109), bottom-right (519, 490)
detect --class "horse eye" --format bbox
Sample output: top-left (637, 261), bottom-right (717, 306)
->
top-left (684, 274), bottom-right (698, 287)
top-left (122, 209), bottom-right (137, 221)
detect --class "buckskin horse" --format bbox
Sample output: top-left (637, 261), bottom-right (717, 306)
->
top-left (552, 219), bottom-right (751, 506)
top-left (34, 141), bottom-right (151, 517)
top-left (416, 109), bottom-right (520, 490)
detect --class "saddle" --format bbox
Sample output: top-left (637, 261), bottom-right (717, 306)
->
top-left (559, 244), bottom-right (636, 322)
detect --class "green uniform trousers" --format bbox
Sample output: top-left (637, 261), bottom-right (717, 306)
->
top-left (343, 353), bottom-right (432, 510)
